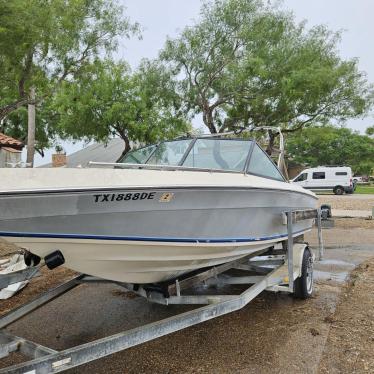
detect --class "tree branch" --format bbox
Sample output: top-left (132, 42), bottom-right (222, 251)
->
top-left (0, 99), bottom-right (30, 122)
top-left (18, 47), bottom-right (34, 98)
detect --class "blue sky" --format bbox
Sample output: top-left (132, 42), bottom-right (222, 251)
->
top-left (33, 0), bottom-right (374, 166)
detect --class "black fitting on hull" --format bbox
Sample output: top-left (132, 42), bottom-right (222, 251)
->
top-left (24, 251), bottom-right (41, 267)
top-left (45, 250), bottom-right (65, 270)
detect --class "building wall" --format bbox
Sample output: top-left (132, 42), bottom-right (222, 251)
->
top-left (288, 165), bottom-right (306, 179)
top-left (0, 148), bottom-right (22, 167)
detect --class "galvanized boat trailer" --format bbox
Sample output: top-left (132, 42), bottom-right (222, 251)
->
top-left (0, 209), bottom-right (323, 374)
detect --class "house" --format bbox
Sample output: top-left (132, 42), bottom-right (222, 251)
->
top-left (40, 138), bottom-right (126, 168)
top-left (287, 160), bottom-right (307, 179)
top-left (0, 133), bottom-right (24, 167)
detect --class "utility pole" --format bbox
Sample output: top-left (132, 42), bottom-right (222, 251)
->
top-left (26, 87), bottom-right (36, 167)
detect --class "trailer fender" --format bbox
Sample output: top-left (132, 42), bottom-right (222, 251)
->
top-left (294, 243), bottom-right (312, 278)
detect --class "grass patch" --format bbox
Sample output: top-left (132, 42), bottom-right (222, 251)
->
top-left (355, 185), bottom-right (374, 194)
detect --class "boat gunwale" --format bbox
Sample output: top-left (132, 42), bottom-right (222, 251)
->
top-left (0, 185), bottom-right (318, 200)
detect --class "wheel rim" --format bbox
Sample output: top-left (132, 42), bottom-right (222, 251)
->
top-left (306, 255), bottom-right (313, 294)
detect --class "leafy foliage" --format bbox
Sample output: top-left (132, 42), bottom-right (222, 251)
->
top-left (52, 60), bottom-right (190, 159)
top-left (287, 126), bottom-right (374, 175)
top-left (1, 0), bottom-right (373, 161)
top-left (161, 0), bottom-right (374, 136)
top-left (0, 0), bottom-right (138, 149)
top-left (366, 126), bottom-right (374, 136)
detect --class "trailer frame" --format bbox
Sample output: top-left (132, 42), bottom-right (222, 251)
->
top-left (0, 208), bottom-right (323, 374)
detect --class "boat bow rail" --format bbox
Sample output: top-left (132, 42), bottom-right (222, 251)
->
top-left (0, 208), bottom-right (323, 373)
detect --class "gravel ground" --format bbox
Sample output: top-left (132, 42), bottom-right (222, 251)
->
top-left (306, 218), bottom-right (374, 247)
top-left (317, 194), bottom-right (374, 211)
top-left (318, 260), bottom-right (374, 373)
top-left (0, 238), bottom-right (76, 317)
top-left (334, 217), bottom-right (374, 229)
top-left (0, 238), bottom-right (20, 257)
top-left (1, 243), bottom-right (373, 374)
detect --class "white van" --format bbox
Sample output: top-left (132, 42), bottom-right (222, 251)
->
top-left (292, 166), bottom-right (354, 195)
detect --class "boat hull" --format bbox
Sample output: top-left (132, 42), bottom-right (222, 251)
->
top-left (0, 185), bottom-right (316, 283)
top-left (2, 237), bottom-right (305, 284)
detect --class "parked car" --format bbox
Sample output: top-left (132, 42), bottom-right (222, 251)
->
top-left (353, 175), bottom-right (370, 183)
top-left (291, 166), bottom-right (354, 195)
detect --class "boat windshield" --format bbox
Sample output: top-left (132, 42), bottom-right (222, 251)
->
top-left (119, 137), bottom-right (284, 179)
top-left (120, 145), bottom-right (157, 164)
top-left (183, 139), bottom-right (252, 171)
top-left (146, 139), bottom-right (192, 165)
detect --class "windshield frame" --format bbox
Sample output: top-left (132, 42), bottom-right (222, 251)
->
top-left (118, 136), bottom-right (286, 181)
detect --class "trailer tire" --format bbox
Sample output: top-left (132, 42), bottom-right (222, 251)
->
top-left (333, 186), bottom-right (344, 195)
top-left (294, 248), bottom-right (313, 299)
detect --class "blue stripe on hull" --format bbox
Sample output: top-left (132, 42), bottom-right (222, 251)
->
top-left (0, 228), bottom-right (311, 244)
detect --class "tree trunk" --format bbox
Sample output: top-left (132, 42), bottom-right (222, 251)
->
top-left (26, 87), bottom-right (36, 167)
top-left (266, 130), bottom-right (276, 156)
top-left (202, 108), bottom-right (217, 134)
top-left (116, 136), bottom-right (131, 162)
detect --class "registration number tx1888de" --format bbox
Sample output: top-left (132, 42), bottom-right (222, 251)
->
top-left (93, 192), bottom-right (155, 203)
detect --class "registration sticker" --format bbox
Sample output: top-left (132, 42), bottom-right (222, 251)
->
top-left (159, 192), bottom-right (174, 202)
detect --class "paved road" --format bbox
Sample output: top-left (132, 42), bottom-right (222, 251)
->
top-left (2, 243), bottom-right (374, 374)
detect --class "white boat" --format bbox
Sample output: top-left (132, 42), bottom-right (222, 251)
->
top-left (0, 135), bottom-right (317, 284)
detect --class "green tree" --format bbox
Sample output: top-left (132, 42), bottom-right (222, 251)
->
top-left (0, 0), bottom-right (138, 143)
top-left (366, 125), bottom-right (374, 136)
top-left (52, 60), bottom-right (190, 159)
top-left (287, 126), bottom-right (374, 175)
top-left (161, 0), bottom-right (373, 148)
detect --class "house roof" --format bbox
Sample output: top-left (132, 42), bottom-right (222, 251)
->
top-left (0, 133), bottom-right (24, 150)
top-left (39, 138), bottom-right (126, 168)
top-left (2, 147), bottom-right (22, 153)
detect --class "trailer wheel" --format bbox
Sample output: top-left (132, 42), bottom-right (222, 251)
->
top-left (294, 248), bottom-right (313, 299)
top-left (333, 186), bottom-right (344, 195)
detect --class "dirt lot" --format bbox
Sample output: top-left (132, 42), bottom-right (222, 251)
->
top-left (0, 239), bottom-right (76, 317)
top-left (1, 244), bottom-right (373, 374)
top-left (0, 193), bottom-right (373, 373)
top-left (318, 261), bottom-right (374, 373)
top-left (307, 217), bottom-right (374, 247)
top-left (317, 193), bottom-right (374, 211)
